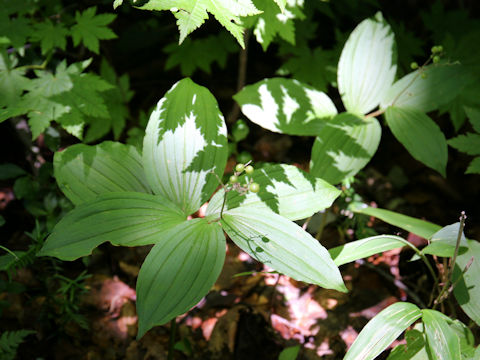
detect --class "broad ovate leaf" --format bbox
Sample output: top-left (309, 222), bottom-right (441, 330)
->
top-left (453, 239), bottom-right (480, 326)
top-left (221, 207), bottom-right (346, 292)
top-left (136, 218), bottom-right (225, 338)
top-left (385, 107), bottom-right (447, 176)
top-left (337, 12), bottom-right (397, 115)
top-left (143, 78), bottom-right (228, 216)
top-left (310, 113), bottom-right (381, 184)
top-left (344, 302), bottom-right (422, 360)
top-left (206, 164), bottom-right (341, 221)
top-left (234, 78), bottom-right (337, 135)
top-left (422, 309), bottom-right (461, 360)
top-left (38, 192), bottom-right (186, 260)
top-left (421, 222), bottom-right (468, 257)
top-left (381, 63), bottom-right (469, 113)
top-left (329, 235), bottom-right (410, 267)
top-left (54, 141), bottom-right (151, 205)
top-left (349, 204), bottom-right (441, 239)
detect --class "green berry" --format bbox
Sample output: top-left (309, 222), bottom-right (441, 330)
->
top-left (232, 119), bottom-right (250, 142)
top-left (235, 163), bottom-right (245, 173)
top-left (229, 175), bottom-right (238, 184)
top-left (410, 62), bottom-right (419, 70)
top-left (249, 182), bottom-right (260, 193)
top-left (237, 151), bottom-right (252, 164)
top-left (431, 45), bottom-right (443, 54)
top-left (245, 165), bottom-right (254, 175)
top-left (433, 55), bottom-right (440, 64)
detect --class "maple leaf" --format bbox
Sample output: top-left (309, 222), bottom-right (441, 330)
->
top-left (135, 0), bottom-right (261, 48)
top-left (164, 32), bottom-right (237, 76)
top-left (0, 13), bottom-right (33, 49)
top-left (31, 20), bottom-right (70, 55)
top-left (243, 0), bottom-right (305, 51)
top-left (0, 51), bottom-right (30, 108)
top-left (71, 6), bottom-right (117, 54)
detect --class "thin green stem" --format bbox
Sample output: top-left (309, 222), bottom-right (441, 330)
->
top-left (167, 318), bottom-right (177, 360)
top-left (0, 245), bottom-right (19, 259)
top-left (315, 208), bottom-right (329, 241)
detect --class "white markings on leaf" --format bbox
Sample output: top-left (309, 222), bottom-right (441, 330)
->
top-left (242, 83), bottom-right (280, 132)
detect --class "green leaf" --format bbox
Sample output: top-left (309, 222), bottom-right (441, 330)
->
top-left (142, 78), bottom-right (228, 216)
top-left (422, 309), bottom-right (461, 360)
top-left (387, 329), bottom-right (428, 360)
top-left (71, 6), bottom-right (117, 54)
top-left (329, 235), bottom-right (410, 267)
top-left (235, 78), bottom-right (337, 136)
top-left (310, 113), bottom-right (381, 184)
top-left (38, 192), bottom-right (186, 260)
top-left (113, 0), bottom-right (123, 9)
top-left (221, 207), bottom-right (346, 292)
top-left (449, 320), bottom-right (476, 359)
top-left (246, 0), bottom-right (305, 51)
top-left (136, 218), bottom-right (225, 338)
top-left (164, 33), bottom-right (237, 77)
top-left (206, 163), bottom-right (340, 221)
top-left (278, 345), bottom-right (300, 360)
top-left (54, 141), bottom-right (151, 205)
top-left (136, 0), bottom-right (261, 48)
top-left (381, 64), bottom-right (469, 113)
top-left (0, 163), bottom-right (27, 180)
top-left (421, 222), bottom-right (468, 257)
top-left (278, 45), bottom-right (337, 92)
top-left (344, 302), bottom-right (422, 360)
top-left (448, 133), bottom-right (480, 156)
top-left (0, 51), bottom-right (30, 108)
top-left (0, 15), bottom-right (32, 49)
top-left (466, 157), bottom-right (480, 174)
top-left (464, 106), bottom-right (480, 133)
top-left (385, 107), bottom-right (447, 176)
top-left (337, 12), bottom-right (397, 115)
top-left (453, 239), bottom-right (480, 326)
top-left (0, 330), bottom-right (36, 360)
top-left (31, 20), bottom-right (69, 55)
top-left (349, 204), bottom-right (441, 239)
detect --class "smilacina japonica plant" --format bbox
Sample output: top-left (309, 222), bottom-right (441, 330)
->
top-left (38, 78), bottom-right (346, 338)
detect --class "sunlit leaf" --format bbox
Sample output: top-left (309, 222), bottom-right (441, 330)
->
top-left (54, 141), bottom-right (151, 205)
top-left (135, 0), bottom-right (261, 48)
top-left (136, 218), bottom-right (225, 338)
top-left (206, 164), bottom-right (341, 221)
top-left (385, 107), bottom-right (447, 176)
top-left (38, 192), bottom-right (186, 260)
top-left (344, 302), bottom-right (422, 360)
top-left (235, 78), bottom-right (337, 135)
top-left (329, 235), bottom-right (410, 267)
top-left (349, 204), bottom-right (441, 239)
top-left (381, 63), bottom-right (469, 113)
top-left (338, 12), bottom-right (397, 115)
top-left (221, 207), bottom-right (347, 292)
top-left (453, 239), bottom-right (480, 326)
top-left (310, 113), bottom-right (381, 184)
top-left (421, 222), bottom-right (468, 257)
top-left (422, 309), bottom-right (461, 360)
top-left (143, 78), bottom-right (228, 216)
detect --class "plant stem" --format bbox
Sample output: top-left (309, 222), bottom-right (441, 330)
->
top-left (167, 318), bottom-right (177, 360)
top-left (227, 31), bottom-right (250, 124)
top-left (315, 209), bottom-right (329, 241)
top-left (432, 211), bottom-right (467, 308)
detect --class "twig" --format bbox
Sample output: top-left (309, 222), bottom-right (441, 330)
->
top-left (227, 31), bottom-right (250, 124)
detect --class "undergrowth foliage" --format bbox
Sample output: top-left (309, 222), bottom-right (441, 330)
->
top-left (1, 0), bottom-right (480, 359)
